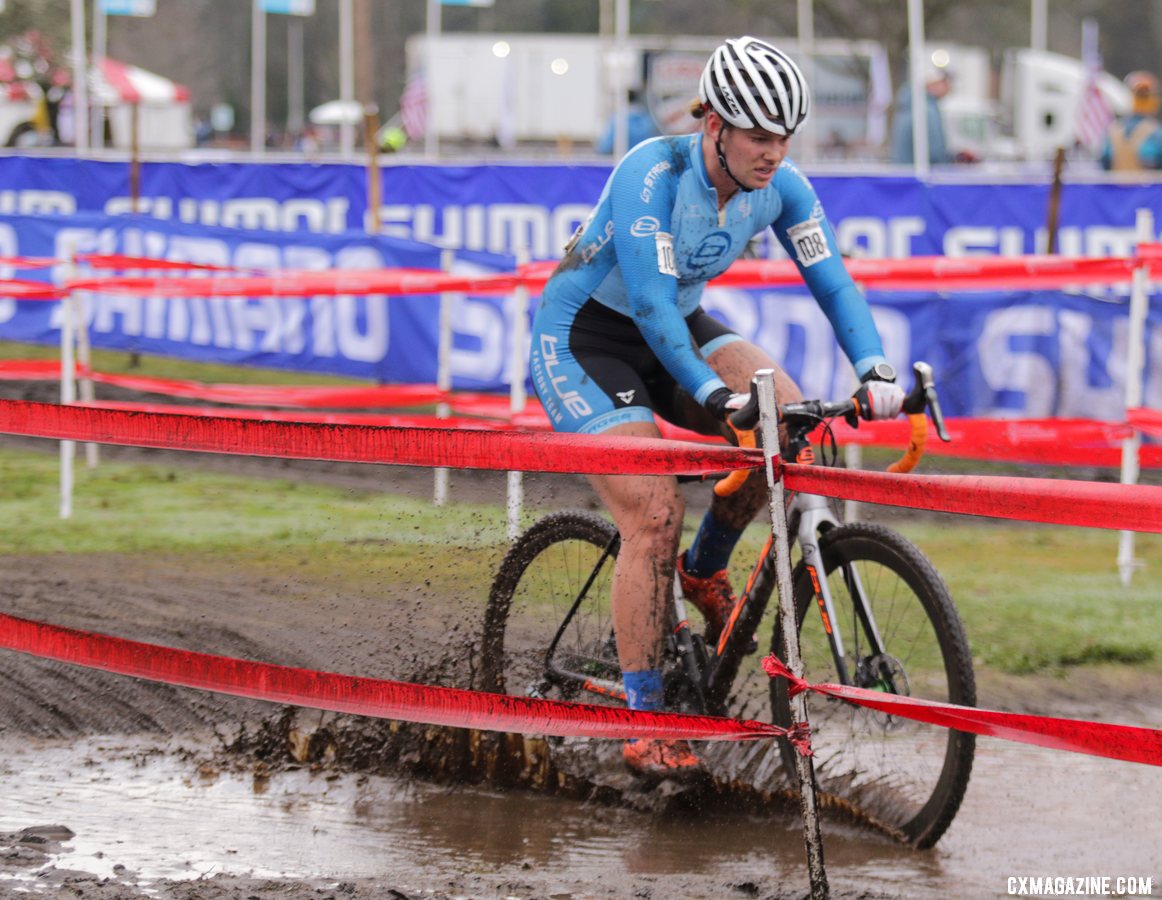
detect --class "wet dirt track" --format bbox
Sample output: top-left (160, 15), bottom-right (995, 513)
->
top-left (1, 722), bottom-right (1160, 899)
top-left (0, 452), bottom-right (1159, 898)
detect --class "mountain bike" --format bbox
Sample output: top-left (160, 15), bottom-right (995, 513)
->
top-left (480, 363), bottom-right (975, 849)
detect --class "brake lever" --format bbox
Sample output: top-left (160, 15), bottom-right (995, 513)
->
top-left (908, 361), bottom-right (951, 442)
top-left (727, 390), bottom-right (761, 432)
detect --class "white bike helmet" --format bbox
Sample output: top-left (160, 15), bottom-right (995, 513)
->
top-left (699, 36), bottom-right (811, 135)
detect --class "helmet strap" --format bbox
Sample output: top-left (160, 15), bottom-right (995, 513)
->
top-left (714, 126), bottom-right (754, 194)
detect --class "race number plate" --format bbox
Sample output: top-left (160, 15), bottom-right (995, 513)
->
top-left (787, 219), bottom-right (832, 268)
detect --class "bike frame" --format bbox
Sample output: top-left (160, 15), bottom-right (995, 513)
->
top-left (784, 492), bottom-right (888, 686)
top-left (540, 535), bottom-right (627, 702)
top-left (490, 362), bottom-right (970, 849)
top-left (695, 488), bottom-right (885, 714)
top-left (534, 485), bottom-right (895, 716)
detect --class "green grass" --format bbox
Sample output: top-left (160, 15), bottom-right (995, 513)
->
top-left (891, 520), bottom-right (1161, 675)
top-left (0, 446), bottom-right (508, 595)
top-left (0, 340), bottom-right (367, 387)
top-left (0, 452), bottom-right (507, 553)
top-left (2, 335), bottom-right (1160, 681)
top-left (3, 441), bottom-right (1159, 682)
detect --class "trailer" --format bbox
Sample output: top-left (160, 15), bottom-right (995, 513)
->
top-left (404, 33), bottom-right (1134, 166)
top-left (404, 33), bottom-right (890, 157)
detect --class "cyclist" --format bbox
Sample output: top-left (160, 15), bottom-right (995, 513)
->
top-left (529, 35), bottom-right (904, 780)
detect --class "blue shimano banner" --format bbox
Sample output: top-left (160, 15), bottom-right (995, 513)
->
top-left (0, 213), bottom-right (515, 388)
top-left (2, 156), bottom-right (1160, 261)
top-left (0, 157), bottom-right (365, 232)
top-left (0, 211), bottom-right (1156, 418)
top-left (700, 285), bottom-right (1160, 420)
top-left (0, 157), bottom-right (1158, 417)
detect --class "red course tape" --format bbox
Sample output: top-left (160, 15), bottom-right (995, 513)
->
top-left (1130, 407), bottom-right (1162, 439)
top-left (66, 269), bottom-right (521, 298)
top-left (0, 611), bottom-right (780, 743)
top-left (3, 249), bottom-right (1160, 303)
top-left (0, 279), bottom-right (64, 299)
top-left (822, 416), bottom-right (1162, 469)
top-left (762, 656), bottom-right (1162, 767)
top-left (76, 253), bottom-right (250, 272)
top-left (2, 398), bottom-right (1161, 531)
top-left (0, 399), bottom-right (759, 477)
top-left (2, 360), bottom-right (1158, 468)
top-left (782, 463), bottom-right (1162, 533)
top-left (76, 400), bottom-right (533, 432)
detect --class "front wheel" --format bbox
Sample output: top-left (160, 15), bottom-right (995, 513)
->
top-left (480, 510), bottom-right (620, 701)
top-left (771, 523), bottom-right (976, 848)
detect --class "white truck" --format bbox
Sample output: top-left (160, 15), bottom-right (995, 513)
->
top-left (405, 33), bottom-right (891, 157)
top-left (938, 45), bottom-right (1132, 162)
top-left (405, 33), bottom-right (1132, 166)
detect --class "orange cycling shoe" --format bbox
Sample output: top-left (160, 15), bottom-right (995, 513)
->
top-left (676, 554), bottom-right (737, 645)
top-left (623, 738), bottom-right (704, 781)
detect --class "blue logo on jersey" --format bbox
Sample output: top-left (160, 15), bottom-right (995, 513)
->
top-left (689, 231), bottom-right (733, 270)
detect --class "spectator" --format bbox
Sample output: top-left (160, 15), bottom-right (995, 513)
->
top-left (1101, 71), bottom-right (1162, 171)
top-left (890, 65), bottom-right (952, 165)
top-left (294, 125), bottom-right (320, 155)
top-left (596, 88), bottom-right (660, 154)
top-left (194, 117), bottom-right (214, 147)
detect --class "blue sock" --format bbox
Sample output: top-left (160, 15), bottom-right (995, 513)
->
top-left (684, 508), bottom-right (744, 578)
top-left (622, 669), bottom-right (664, 711)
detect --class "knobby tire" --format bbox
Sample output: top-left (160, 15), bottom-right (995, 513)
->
top-left (771, 522), bottom-right (976, 848)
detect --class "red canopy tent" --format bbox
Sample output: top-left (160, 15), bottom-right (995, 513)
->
top-left (91, 58), bottom-right (190, 106)
top-left (89, 58), bottom-right (193, 150)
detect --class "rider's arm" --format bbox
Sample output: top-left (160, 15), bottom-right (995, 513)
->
top-left (770, 162), bottom-right (888, 380)
top-left (608, 145), bottom-right (727, 406)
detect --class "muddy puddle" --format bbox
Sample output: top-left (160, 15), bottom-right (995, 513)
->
top-left (1, 730), bottom-right (1160, 899)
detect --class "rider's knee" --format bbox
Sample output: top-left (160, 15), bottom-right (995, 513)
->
top-left (623, 494), bottom-right (685, 552)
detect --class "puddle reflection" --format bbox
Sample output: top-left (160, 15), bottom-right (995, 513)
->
top-left (1, 732), bottom-right (1159, 897)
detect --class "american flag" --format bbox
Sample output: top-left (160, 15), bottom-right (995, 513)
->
top-left (400, 70), bottom-right (427, 140)
top-left (1074, 17), bottom-right (1114, 152)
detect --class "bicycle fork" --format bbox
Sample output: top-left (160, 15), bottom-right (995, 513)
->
top-left (794, 494), bottom-right (891, 690)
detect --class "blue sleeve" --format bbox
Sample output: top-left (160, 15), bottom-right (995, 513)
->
top-left (771, 163), bottom-right (886, 378)
top-left (608, 146), bottom-right (726, 404)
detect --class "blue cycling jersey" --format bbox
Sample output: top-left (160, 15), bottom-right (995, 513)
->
top-left (542, 132), bottom-right (886, 406)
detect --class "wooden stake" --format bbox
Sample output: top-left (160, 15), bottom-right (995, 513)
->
top-left (1045, 146), bottom-right (1066, 253)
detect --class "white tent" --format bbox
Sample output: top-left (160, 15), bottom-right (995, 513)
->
top-left (308, 99), bottom-right (363, 126)
top-left (89, 58), bottom-right (192, 150)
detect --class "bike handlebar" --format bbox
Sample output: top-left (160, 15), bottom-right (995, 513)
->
top-left (714, 361), bottom-right (951, 495)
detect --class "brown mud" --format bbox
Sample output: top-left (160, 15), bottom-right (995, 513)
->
top-left (0, 381), bottom-right (1160, 898)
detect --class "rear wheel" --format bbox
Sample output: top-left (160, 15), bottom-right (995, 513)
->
top-left (771, 523), bottom-right (976, 848)
top-left (480, 511), bottom-right (619, 702)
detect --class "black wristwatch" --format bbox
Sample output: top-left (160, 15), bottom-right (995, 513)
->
top-left (861, 362), bottom-right (897, 383)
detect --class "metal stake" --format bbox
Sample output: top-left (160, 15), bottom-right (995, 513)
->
top-left (754, 368), bottom-right (829, 900)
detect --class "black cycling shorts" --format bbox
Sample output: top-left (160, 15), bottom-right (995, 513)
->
top-left (530, 297), bottom-right (742, 434)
